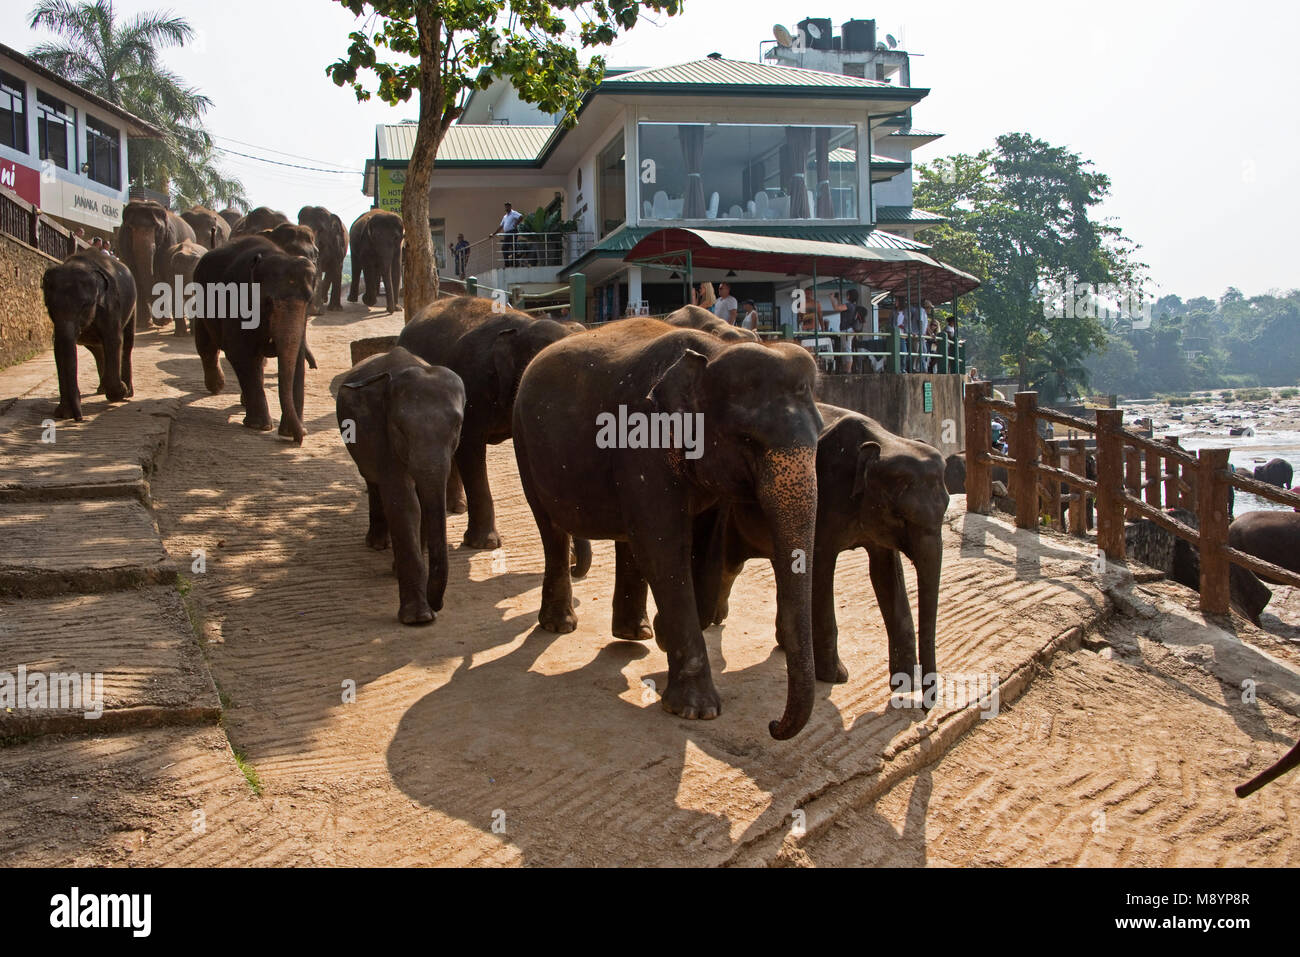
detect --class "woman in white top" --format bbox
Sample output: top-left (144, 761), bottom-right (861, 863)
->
top-left (739, 299), bottom-right (759, 330)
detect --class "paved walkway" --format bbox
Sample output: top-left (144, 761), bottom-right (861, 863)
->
top-left (0, 305), bottom-right (1296, 866)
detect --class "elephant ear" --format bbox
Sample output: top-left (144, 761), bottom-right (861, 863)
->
top-left (646, 349), bottom-right (708, 413)
top-left (491, 328), bottom-right (520, 406)
top-left (851, 441), bottom-right (882, 501)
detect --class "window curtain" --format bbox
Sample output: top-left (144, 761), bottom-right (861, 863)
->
top-left (815, 128), bottom-right (833, 218)
top-left (786, 127), bottom-right (812, 219)
top-left (678, 125), bottom-right (706, 219)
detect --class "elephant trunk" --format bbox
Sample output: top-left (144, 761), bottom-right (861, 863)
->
top-left (268, 300), bottom-right (308, 444)
top-left (1236, 738), bottom-right (1300, 798)
top-left (910, 529), bottom-right (943, 682)
top-left (53, 319), bottom-right (83, 420)
top-left (128, 228), bottom-right (156, 330)
top-left (757, 447), bottom-right (818, 740)
top-left (413, 465), bottom-right (450, 613)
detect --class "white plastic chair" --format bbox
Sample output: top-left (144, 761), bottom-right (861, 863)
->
top-left (706, 192), bottom-right (719, 219)
top-left (746, 200), bottom-right (757, 219)
top-left (643, 200), bottom-right (653, 219)
top-left (652, 190), bottom-right (670, 218)
top-left (668, 197), bottom-right (684, 218)
top-left (728, 204), bottom-right (743, 219)
top-left (754, 191), bottom-right (770, 219)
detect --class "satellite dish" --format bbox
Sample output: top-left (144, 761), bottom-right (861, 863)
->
top-left (772, 24), bottom-right (793, 48)
top-left (876, 42), bottom-right (887, 50)
top-left (805, 21), bottom-right (823, 39)
top-left (886, 33), bottom-right (899, 49)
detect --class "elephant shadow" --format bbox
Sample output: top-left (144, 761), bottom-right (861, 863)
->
top-left (386, 622), bottom-right (855, 866)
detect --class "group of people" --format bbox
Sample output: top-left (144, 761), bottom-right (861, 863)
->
top-left (444, 201), bottom-right (524, 280)
top-left (691, 281), bottom-right (758, 330)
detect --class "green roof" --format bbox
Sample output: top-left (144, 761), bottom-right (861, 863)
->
top-left (603, 57), bottom-right (904, 92)
top-left (875, 206), bottom-right (947, 224)
top-left (377, 123), bottom-right (553, 163)
top-left (560, 223), bottom-right (929, 276)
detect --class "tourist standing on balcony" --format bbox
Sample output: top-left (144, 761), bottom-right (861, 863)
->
top-left (692, 282), bottom-right (716, 310)
top-left (449, 233), bottom-right (470, 278)
top-left (492, 203), bottom-right (523, 266)
top-left (739, 299), bottom-right (759, 331)
top-left (712, 282), bottom-right (738, 324)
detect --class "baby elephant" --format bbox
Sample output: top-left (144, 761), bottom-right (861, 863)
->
top-left (337, 347), bottom-right (466, 625)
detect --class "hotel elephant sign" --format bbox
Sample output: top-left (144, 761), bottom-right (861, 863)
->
top-left (377, 166), bottom-right (406, 213)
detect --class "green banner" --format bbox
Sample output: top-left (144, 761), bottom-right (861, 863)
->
top-left (377, 166), bottom-right (406, 212)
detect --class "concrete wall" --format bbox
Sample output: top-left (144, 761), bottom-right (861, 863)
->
top-left (816, 372), bottom-right (964, 457)
top-left (0, 231), bottom-right (56, 370)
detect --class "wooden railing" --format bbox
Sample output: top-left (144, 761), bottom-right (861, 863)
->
top-left (963, 382), bottom-right (1300, 614)
top-left (0, 184), bottom-right (87, 260)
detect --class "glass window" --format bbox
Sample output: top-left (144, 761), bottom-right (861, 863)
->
top-left (0, 71), bottom-right (26, 153)
top-left (637, 122), bottom-right (858, 222)
top-left (597, 132), bottom-right (625, 238)
top-left (37, 90), bottom-right (74, 170)
top-left (85, 114), bottom-right (120, 189)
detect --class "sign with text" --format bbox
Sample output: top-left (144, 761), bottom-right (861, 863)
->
top-left (0, 156), bottom-right (41, 206)
top-left (41, 176), bottom-right (123, 229)
top-left (377, 166), bottom-right (405, 212)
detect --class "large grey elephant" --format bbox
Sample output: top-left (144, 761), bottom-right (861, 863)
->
top-left (231, 206), bottom-right (290, 237)
top-left (117, 200), bottom-right (196, 330)
top-left (348, 209), bottom-right (403, 312)
top-left (512, 318), bottom-right (824, 739)
top-left (662, 304), bottom-right (759, 342)
top-left (396, 297), bottom-right (582, 552)
top-left (298, 205), bottom-right (348, 312)
top-left (1227, 510), bottom-right (1300, 624)
top-left (338, 347), bottom-right (466, 625)
top-left (685, 405), bottom-right (948, 687)
top-left (218, 208), bottom-right (244, 230)
top-left (180, 205), bottom-right (231, 250)
top-left (162, 239), bottom-right (206, 335)
top-left (42, 247), bottom-right (136, 420)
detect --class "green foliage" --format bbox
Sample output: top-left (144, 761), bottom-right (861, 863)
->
top-left (26, 0), bottom-right (246, 208)
top-left (518, 204), bottom-right (577, 234)
top-left (1280, 387), bottom-right (1299, 399)
top-left (1234, 388), bottom-right (1272, 402)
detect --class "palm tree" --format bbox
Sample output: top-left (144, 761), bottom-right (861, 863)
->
top-left (27, 0), bottom-right (245, 208)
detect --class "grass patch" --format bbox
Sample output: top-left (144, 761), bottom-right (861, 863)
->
top-left (230, 745), bottom-right (263, 795)
top-left (1279, 387), bottom-right (1299, 399)
top-left (1234, 388), bottom-right (1272, 402)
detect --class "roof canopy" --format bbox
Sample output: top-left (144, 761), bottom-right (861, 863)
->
top-left (624, 227), bottom-right (979, 302)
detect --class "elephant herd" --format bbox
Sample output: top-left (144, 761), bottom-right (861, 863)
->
top-left (339, 297), bottom-right (950, 740)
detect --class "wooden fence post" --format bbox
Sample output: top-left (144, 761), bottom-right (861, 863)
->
top-left (1144, 446), bottom-right (1162, 511)
top-left (964, 382), bottom-right (992, 514)
top-left (1096, 409), bottom-right (1126, 560)
top-left (1164, 437), bottom-right (1182, 509)
top-left (1068, 439), bottom-right (1088, 536)
top-left (1125, 446), bottom-right (1142, 521)
top-left (1013, 391), bottom-right (1040, 530)
top-left (1197, 448), bottom-right (1232, 615)
top-left (1041, 440), bottom-right (1062, 527)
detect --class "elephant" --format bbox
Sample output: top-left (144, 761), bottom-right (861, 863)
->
top-left (396, 296), bottom-right (583, 552)
top-left (943, 451), bottom-right (1008, 494)
top-left (337, 347), bottom-right (466, 625)
top-left (679, 405), bottom-right (948, 687)
top-left (41, 247), bottom-right (136, 421)
top-left (1227, 510), bottom-right (1300, 624)
top-left (117, 199), bottom-right (196, 330)
top-left (298, 205), bottom-right (348, 312)
top-left (348, 209), bottom-right (403, 312)
top-left (230, 206), bottom-right (290, 238)
top-left (180, 205), bottom-right (231, 250)
top-left (161, 240), bottom-right (206, 335)
top-left (1253, 458), bottom-right (1293, 489)
top-left (217, 208), bottom-right (244, 230)
top-left (662, 304), bottom-right (760, 342)
top-left (193, 235), bottom-right (316, 444)
top-left (511, 317), bottom-right (824, 739)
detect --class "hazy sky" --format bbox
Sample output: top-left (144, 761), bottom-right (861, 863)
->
top-left (6, 0), bottom-right (1297, 299)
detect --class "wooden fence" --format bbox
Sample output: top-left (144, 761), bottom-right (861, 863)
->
top-left (0, 184), bottom-right (87, 260)
top-left (963, 381), bottom-right (1300, 614)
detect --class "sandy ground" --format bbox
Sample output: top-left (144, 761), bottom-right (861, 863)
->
top-left (0, 303), bottom-right (1297, 866)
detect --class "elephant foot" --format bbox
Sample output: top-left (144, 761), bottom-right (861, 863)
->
top-left (661, 670), bottom-right (721, 720)
top-left (278, 420), bottom-right (306, 445)
top-left (446, 496), bottom-right (468, 515)
top-left (105, 388), bottom-right (128, 403)
top-left (329, 303), bottom-right (343, 312)
top-left (538, 600), bottom-right (578, 635)
top-left (243, 415), bottom-right (274, 432)
top-left (365, 528), bottom-right (390, 550)
top-left (204, 368), bottom-right (225, 395)
top-left (612, 615), bottom-right (654, 641)
top-left (54, 402), bottom-right (81, 422)
top-left (462, 529), bottom-right (501, 550)
top-left (398, 599), bottom-right (436, 627)
top-left (816, 656), bottom-right (850, 684)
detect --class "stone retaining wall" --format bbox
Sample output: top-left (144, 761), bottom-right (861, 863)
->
top-left (0, 232), bottom-right (56, 370)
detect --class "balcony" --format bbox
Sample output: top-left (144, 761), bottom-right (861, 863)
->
top-left (448, 231), bottom-right (596, 287)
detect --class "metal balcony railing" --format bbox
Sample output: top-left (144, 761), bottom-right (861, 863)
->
top-left (448, 231), bottom-right (596, 279)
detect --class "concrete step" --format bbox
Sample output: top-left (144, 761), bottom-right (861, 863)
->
top-left (0, 498), bottom-right (177, 598)
top-left (0, 586), bottom-right (220, 740)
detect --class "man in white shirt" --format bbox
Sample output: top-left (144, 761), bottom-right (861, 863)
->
top-left (492, 202), bottom-right (524, 265)
top-left (711, 281), bottom-right (738, 324)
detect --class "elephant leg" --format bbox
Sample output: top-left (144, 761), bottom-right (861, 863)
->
top-left (365, 481), bottom-right (390, 550)
top-left (381, 475), bottom-right (433, 626)
top-left (628, 512), bottom-right (721, 720)
top-left (517, 456), bottom-right (577, 635)
top-left (195, 320), bottom-right (225, 394)
top-left (99, 321), bottom-right (126, 403)
top-left (866, 544), bottom-right (918, 681)
top-left (86, 342), bottom-right (106, 394)
top-left (456, 437), bottom-right (500, 549)
top-left (120, 320), bottom-right (135, 398)
top-left (418, 470), bottom-right (450, 614)
top-left (231, 355), bottom-right (273, 431)
top-left (292, 347), bottom-right (307, 422)
top-left (812, 545), bottom-right (848, 683)
top-left (446, 461), bottom-right (467, 514)
top-left (611, 540), bottom-right (653, 640)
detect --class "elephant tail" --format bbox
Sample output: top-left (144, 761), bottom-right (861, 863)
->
top-left (571, 538), bottom-right (592, 579)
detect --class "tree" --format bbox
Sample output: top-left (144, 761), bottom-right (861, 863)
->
top-left (27, 0), bottom-right (245, 208)
top-left (328, 0), bottom-right (680, 320)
